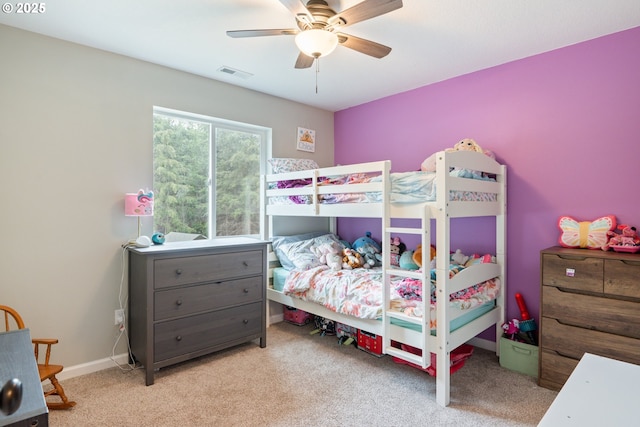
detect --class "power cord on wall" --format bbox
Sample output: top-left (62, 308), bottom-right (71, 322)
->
top-left (109, 243), bottom-right (140, 371)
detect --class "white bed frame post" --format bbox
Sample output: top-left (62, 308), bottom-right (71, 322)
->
top-left (434, 151), bottom-right (452, 407)
top-left (495, 164), bottom-right (507, 354)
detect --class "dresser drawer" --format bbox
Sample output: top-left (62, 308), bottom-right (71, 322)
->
top-left (539, 348), bottom-right (579, 391)
top-left (604, 258), bottom-right (640, 299)
top-left (154, 250), bottom-right (263, 289)
top-left (541, 253), bottom-right (603, 293)
top-left (154, 302), bottom-right (262, 362)
top-left (542, 286), bottom-right (640, 339)
top-left (154, 276), bottom-right (263, 321)
top-left (541, 318), bottom-right (640, 365)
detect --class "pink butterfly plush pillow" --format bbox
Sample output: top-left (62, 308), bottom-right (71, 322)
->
top-left (558, 215), bottom-right (616, 249)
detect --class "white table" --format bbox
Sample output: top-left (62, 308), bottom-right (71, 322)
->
top-left (538, 353), bottom-right (640, 426)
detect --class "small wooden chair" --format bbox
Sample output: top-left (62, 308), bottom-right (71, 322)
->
top-left (1, 305), bottom-right (76, 410)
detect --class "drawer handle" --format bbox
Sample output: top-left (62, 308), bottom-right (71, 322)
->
top-left (243, 319), bottom-right (249, 324)
top-left (175, 335), bottom-right (182, 341)
top-left (242, 261), bottom-right (249, 267)
top-left (243, 288), bottom-right (249, 294)
top-left (175, 299), bottom-right (183, 306)
top-left (175, 269), bottom-right (183, 276)
top-left (557, 255), bottom-right (587, 261)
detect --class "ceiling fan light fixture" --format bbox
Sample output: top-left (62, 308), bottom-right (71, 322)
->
top-left (295, 29), bottom-right (338, 58)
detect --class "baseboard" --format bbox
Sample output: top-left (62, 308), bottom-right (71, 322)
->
top-left (468, 336), bottom-right (496, 353)
top-left (57, 353), bottom-right (131, 381)
top-left (268, 313), bottom-right (284, 326)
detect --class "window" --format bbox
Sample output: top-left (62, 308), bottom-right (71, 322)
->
top-left (153, 107), bottom-right (269, 239)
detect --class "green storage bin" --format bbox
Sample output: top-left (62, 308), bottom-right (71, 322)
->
top-left (499, 337), bottom-right (538, 377)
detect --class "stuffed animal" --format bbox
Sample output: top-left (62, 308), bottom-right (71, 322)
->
top-left (389, 236), bottom-right (406, 267)
top-left (464, 253), bottom-right (495, 267)
top-left (399, 250), bottom-right (419, 270)
top-left (356, 245), bottom-right (381, 268)
top-left (502, 319), bottom-right (520, 341)
top-left (412, 244), bottom-right (436, 268)
top-left (447, 138), bottom-right (484, 153)
top-left (310, 241), bottom-right (343, 270)
top-left (450, 249), bottom-right (469, 266)
top-left (603, 224), bottom-right (640, 250)
top-left (421, 138), bottom-right (494, 172)
top-left (352, 232), bottom-right (381, 253)
top-left (342, 248), bottom-right (364, 269)
top-left (352, 232), bottom-right (382, 268)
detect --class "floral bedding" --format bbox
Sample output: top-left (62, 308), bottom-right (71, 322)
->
top-left (282, 264), bottom-right (500, 330)
top-left (284, 266), bottom-right (384, 319)
top-left (269, 170), bottom-right (497, 205)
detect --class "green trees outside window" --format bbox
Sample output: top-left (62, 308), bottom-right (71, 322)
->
top-left (153, 109), bottom-right (267, 238)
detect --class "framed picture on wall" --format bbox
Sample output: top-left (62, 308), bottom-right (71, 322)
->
top-left (296, 127), bottom-right (316, 152)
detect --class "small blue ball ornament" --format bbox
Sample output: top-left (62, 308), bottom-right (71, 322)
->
top-left (152, 232), bottom-right (165, 245)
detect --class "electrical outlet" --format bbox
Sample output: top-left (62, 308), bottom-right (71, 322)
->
top-left (114, 309), bottom-right (125, 325)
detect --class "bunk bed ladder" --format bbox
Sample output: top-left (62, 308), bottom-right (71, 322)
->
top-left (382, 205), bottom-right (433, 371)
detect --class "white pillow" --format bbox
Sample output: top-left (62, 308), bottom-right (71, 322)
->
top-left (277, 233), bottom-right (342, 270)
top-left (271, 231), bottom-right (328, 270)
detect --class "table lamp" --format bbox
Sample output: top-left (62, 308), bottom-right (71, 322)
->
top-left (125, 189), bottom-right (154, 247)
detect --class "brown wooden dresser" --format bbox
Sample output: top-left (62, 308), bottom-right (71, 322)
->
top-left (539, 246), bottom-right (640, 391)
top-left (128, 238), bottom-right (268, 385)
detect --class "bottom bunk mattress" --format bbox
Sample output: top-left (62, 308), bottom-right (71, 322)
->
top-left (272, 265), bottom-right (500, 332)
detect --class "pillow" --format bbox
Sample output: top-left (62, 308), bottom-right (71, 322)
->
top-left (268, 158), bottom-right (319, 174)
top-left (271, 231), bottom-right (333, 270)
top-left (275, 233), bottom-right (342, 270)
top-left (558, 215), bottom-right (616, 249)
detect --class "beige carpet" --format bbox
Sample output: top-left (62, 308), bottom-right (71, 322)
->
top-left (49, 322), bottom-right (557, 426)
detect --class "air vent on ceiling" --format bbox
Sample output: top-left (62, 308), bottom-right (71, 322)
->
top-left (217, 66), bottom-right (253, 80)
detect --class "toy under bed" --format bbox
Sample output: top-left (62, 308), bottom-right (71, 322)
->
top-left (271, 265), bottom-right (500, 333)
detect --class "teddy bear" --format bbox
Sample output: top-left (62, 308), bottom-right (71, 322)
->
top-left (389, 236), bottom-right (406, 267)
top-left (310, 241), bottom-right (343, 270)
top-left (603, 224), bottom-right (640, 250)
top-left (342, 248), bottom-right (364, 269)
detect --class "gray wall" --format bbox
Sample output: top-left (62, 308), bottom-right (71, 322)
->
top-left (0, 24), bottom-right (333, 371)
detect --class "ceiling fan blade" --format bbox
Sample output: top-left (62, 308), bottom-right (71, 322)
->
top-left (336, 33), bottom-right (392, 58)
top-left (226, 29), bottom-right (298, 38)
top-left (279, 0), bottom-right (314, 22)
top-left (294, 52), bottom-right (315, 69)
top-left (329, 0), bottom-right (403, 27)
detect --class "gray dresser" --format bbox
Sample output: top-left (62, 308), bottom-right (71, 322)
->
top-left (128, 238), bottom-right (268, 385)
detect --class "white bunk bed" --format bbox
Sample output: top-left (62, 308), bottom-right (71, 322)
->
top-left (261, 150), bottom-right (507, 407)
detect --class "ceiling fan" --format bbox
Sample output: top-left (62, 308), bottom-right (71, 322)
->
top-left (227, 0), bottom-right (403, 69)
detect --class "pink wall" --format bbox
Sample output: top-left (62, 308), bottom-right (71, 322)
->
top-left (334, 26), bottom-right (640, 331)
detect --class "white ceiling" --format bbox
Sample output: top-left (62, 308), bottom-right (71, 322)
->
top-left (2, 0), bottom-right (639, 111)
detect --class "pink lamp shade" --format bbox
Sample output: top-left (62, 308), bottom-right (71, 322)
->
top-left (125, 190), bottom-right (154, 217)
